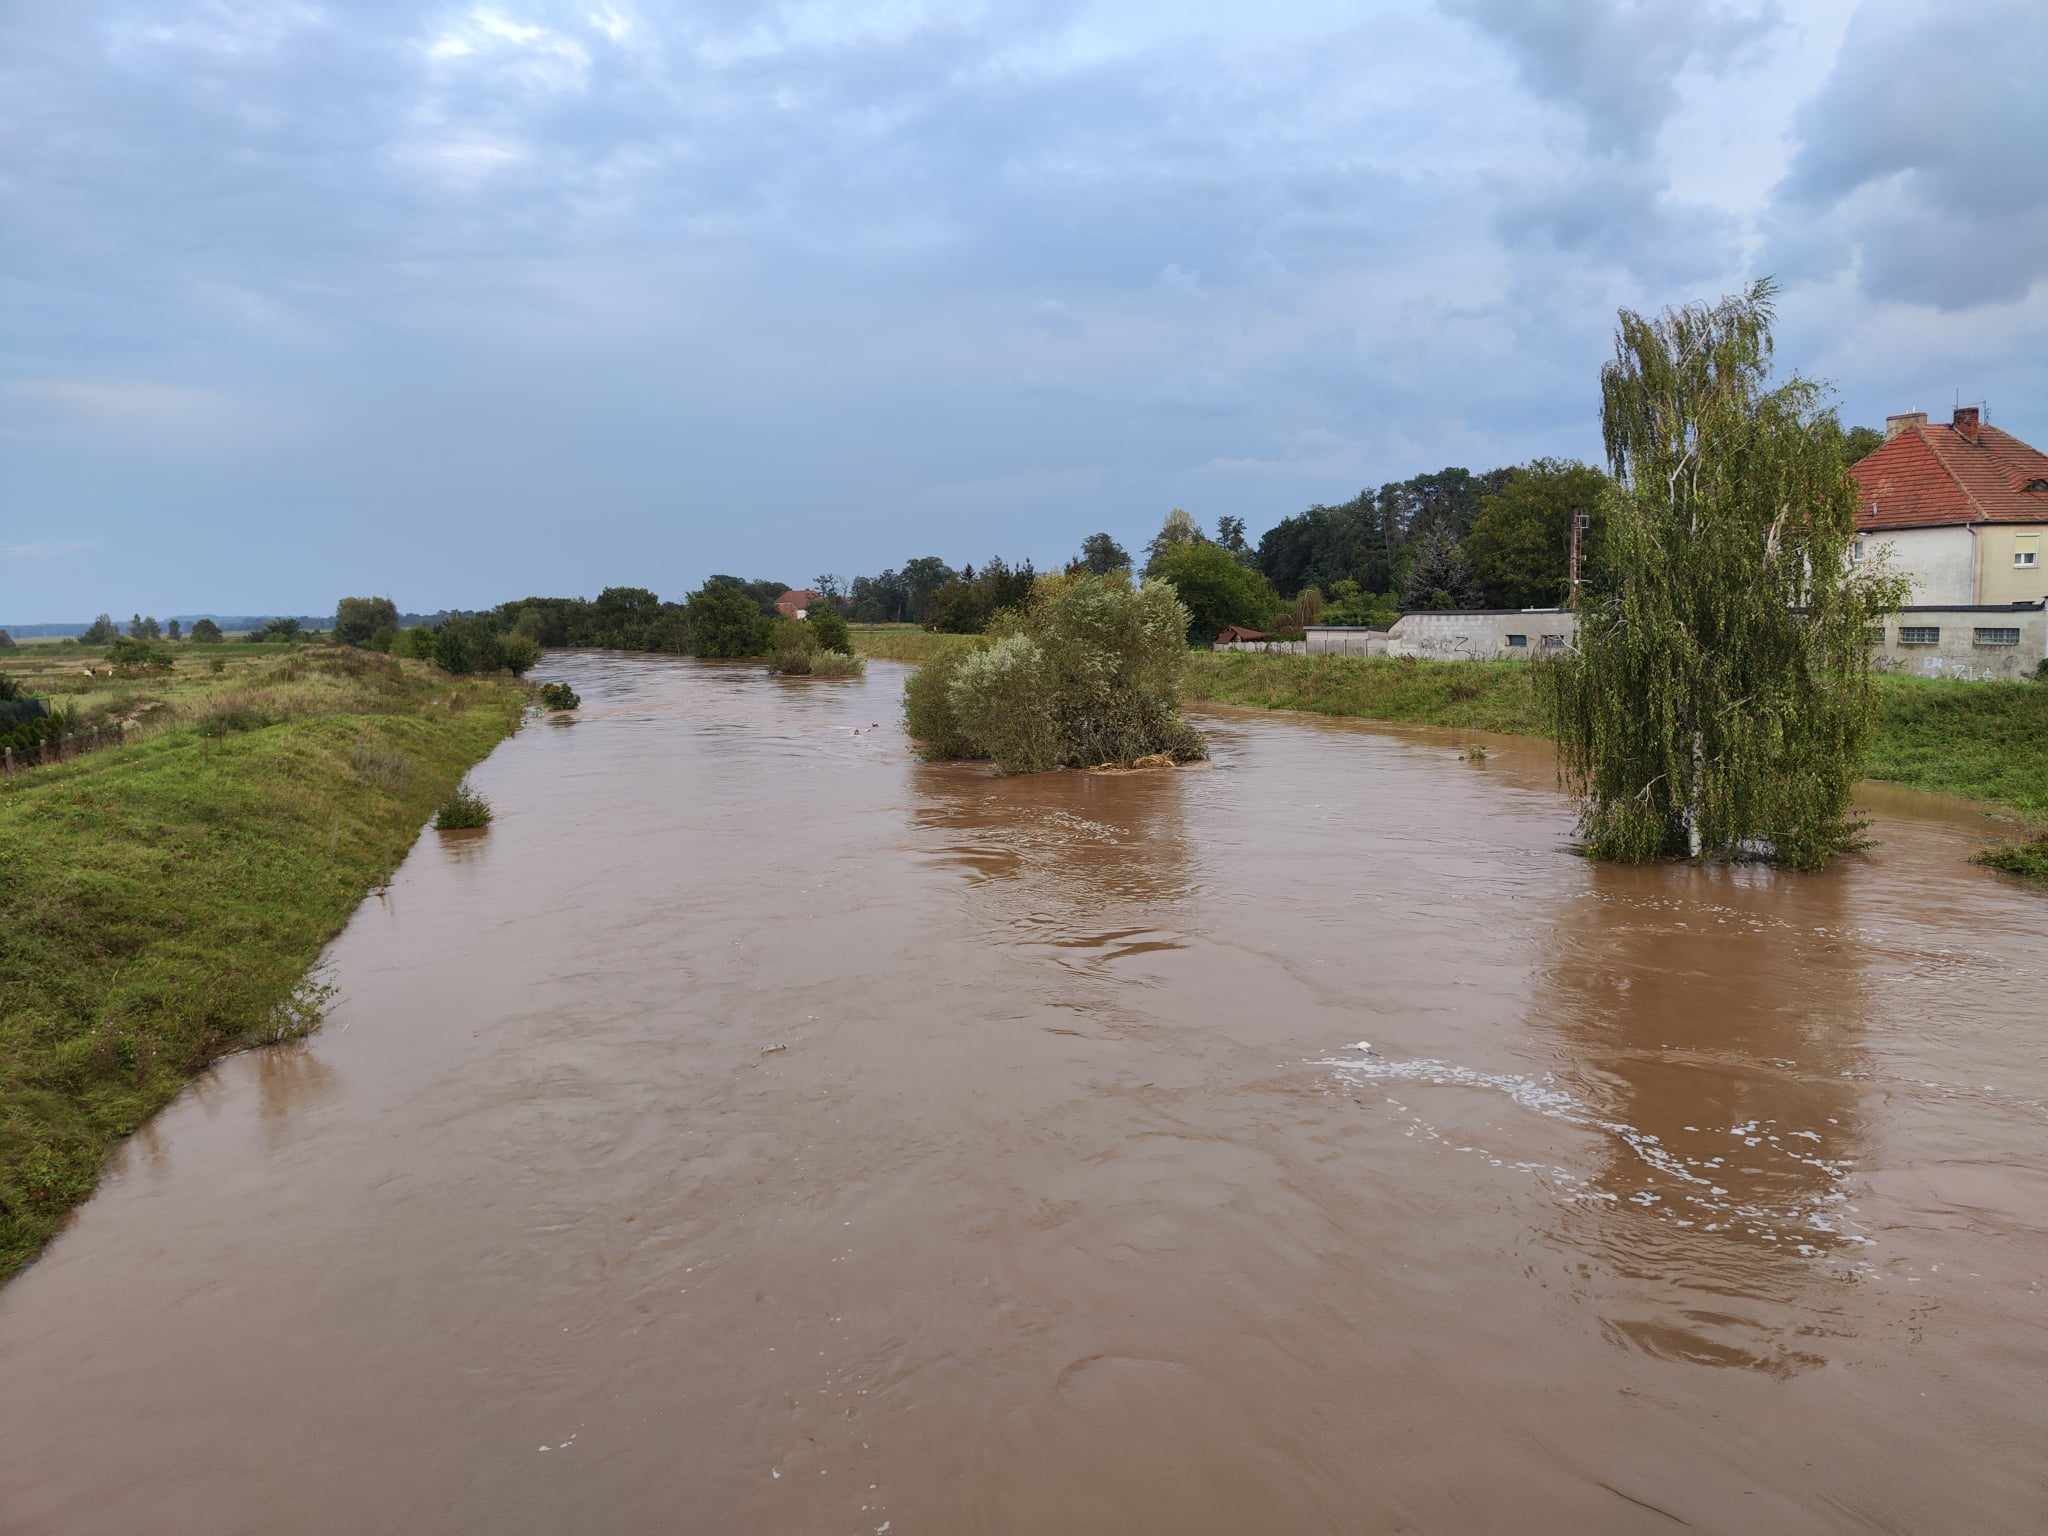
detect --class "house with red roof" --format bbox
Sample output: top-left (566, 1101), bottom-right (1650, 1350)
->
top-left (1849, 407), bottom-right (2048, 607)
top-left (773, 588), bottom-right (821, 620)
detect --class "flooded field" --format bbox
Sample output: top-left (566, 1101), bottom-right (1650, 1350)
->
top-left (4, 653), bottom-right (2046, 1533)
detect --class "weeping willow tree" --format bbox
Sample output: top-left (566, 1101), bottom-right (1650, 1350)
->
top-left (1543, 279), bottom-right (1907, 869)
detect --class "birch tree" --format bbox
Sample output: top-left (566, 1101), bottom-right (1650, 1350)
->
top-left (1543, 279), bottom-right (1906, 869)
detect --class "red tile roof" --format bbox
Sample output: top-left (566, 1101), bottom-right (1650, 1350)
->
top-left (773, 588), bottom-right (821, 617)
top-left (1851, 413), bottom-right (2048, 531)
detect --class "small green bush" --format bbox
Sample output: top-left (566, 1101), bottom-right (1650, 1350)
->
top-left (537, 681), bottom-right (580, 710)
top-left (805, 604), bottom-right (852, 655)
top-left (949, 634), bottom-right (1062, 771)
top-left (904, 643), bottom-right (982, 758)
top-left (432, 782), bottom-right (493, 829)
top-left (106, 635), bottom-right (174, 675)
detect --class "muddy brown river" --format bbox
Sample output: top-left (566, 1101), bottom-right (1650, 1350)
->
top-left (5, 653), bottom-right (2047, 1532)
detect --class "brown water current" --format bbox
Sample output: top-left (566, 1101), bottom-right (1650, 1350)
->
top-left (5, 653), bottom-right (2048, 1532)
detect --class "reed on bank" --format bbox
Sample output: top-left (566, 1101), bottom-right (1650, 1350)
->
top-left (0, 648), bottom-right (524, 1281)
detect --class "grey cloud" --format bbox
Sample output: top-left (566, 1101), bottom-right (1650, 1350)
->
top-left (1772, 0), bottom-right (2048, 309)
top-left (1441, 0), bottom-right (1781, 156)
top-left (1493, 161), bottom-right (1741, 286)
top-left (2, 0), bottom-right (2042, 621)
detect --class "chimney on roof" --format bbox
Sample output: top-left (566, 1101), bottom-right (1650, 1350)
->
top-left (1953, 405), bottom-right (1981, 441)
top-left (1885, 411), bottom-right (1928, 439)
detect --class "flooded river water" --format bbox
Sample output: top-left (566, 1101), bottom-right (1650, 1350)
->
top-left (5, 653), bottom-right (2047, 1532)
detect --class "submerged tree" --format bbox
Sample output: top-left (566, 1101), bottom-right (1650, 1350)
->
top-left (1544, 279), bottom-right (1907, 868)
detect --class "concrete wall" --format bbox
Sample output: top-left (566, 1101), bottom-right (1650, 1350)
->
top-left (1214, 639), bottom-right (1307, 654)
top-left (1383, 610), bottom-right (1575, 660)
top-left (1872, 604), bottom-right (2048, 681)
top-left (1861, 526), bottom-right (1975, 605)
top-left (1301, 628), bottom-right (1389, 657)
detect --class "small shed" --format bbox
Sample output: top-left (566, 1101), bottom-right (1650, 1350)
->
top-left (1215, 625), bottom-right (1268, 644)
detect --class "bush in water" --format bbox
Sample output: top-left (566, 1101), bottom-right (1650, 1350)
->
top-left (537, 681), bottom-right (580, 710)
top-left (947, 634), bottom-right (1063, 772)
top-left (805, 604), bottom-right (852, 655)
top-left (903, 574), bottom-right (1206, 772)
top-left (432, 782), bottom-right (493, 829)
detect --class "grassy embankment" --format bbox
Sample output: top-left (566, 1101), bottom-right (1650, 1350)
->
top-left (848, 624), bottom-right (969, 664)
top-left (1180, 651), bottom-right (2048, 873)
top-left (0, 644), bottom-right (524, 1281)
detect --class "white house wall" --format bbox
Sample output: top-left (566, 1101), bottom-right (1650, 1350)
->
top-left (1863, 526), bottom-right (1975, 606)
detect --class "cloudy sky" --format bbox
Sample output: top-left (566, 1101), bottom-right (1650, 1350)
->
top-left (3, 0), bottom-right (2044, 622)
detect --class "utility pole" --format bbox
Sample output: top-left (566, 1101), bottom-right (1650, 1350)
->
top-left (1567, 510), bottom-right (1587, 609)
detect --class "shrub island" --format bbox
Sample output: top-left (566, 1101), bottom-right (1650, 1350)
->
top-left (904, 574), bottom-right (1207, 773)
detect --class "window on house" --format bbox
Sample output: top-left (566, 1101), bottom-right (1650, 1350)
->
top-left (1852, 538), bottom-right (1865, 562)
top-left (2016, 546), bottom-right (2038, 568)
top-left (1864, 625), bottom-right (1885, 646)
top-left (2027, 480), bottom-right (2048, 492)
top-left (1505, 634), bottom-right (1527, 648)
top-left (1539, 634), bottom-right (1566, 650)
top-left (1899, 625), bottom-right (1940, 646)
top-left (1975, 627), bottom-right (2021, 647)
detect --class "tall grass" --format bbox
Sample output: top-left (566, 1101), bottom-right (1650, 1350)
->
top-left (849, 627), bottom-right (974, 664)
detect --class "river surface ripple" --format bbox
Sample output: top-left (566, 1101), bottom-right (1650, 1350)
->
top-left (5, 652), bottom-right (2046, 1533)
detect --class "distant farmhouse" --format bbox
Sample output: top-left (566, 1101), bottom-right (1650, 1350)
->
top-left (1849, 407), bottom-right (2048, 678)
top-left (774, 588), bottom-right (821, 620)
top-left (1850, 407), bottom-right (2048, 606)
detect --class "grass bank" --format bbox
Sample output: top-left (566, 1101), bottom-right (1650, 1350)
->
top-left (1183, 651), bottom-right (2048, 852)
top-left (849, 625), bottom-right (976, 664)
top-left (0, 647), bottom-right (524, 1281)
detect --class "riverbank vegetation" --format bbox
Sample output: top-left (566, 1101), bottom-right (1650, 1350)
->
top-left (903, 576), bottom-right (1206, 773)
top-left (1184, 650), bottom-right (2048, 861)
top-left (0, 647), bottom-right (524, 1280)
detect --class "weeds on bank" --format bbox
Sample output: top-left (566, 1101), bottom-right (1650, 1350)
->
top-left (1975, 837), bottom-right (2048, 883)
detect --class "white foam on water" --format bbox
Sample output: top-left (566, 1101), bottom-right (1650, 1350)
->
top-left (1311, 1047), bottom-right (1875, 1268)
